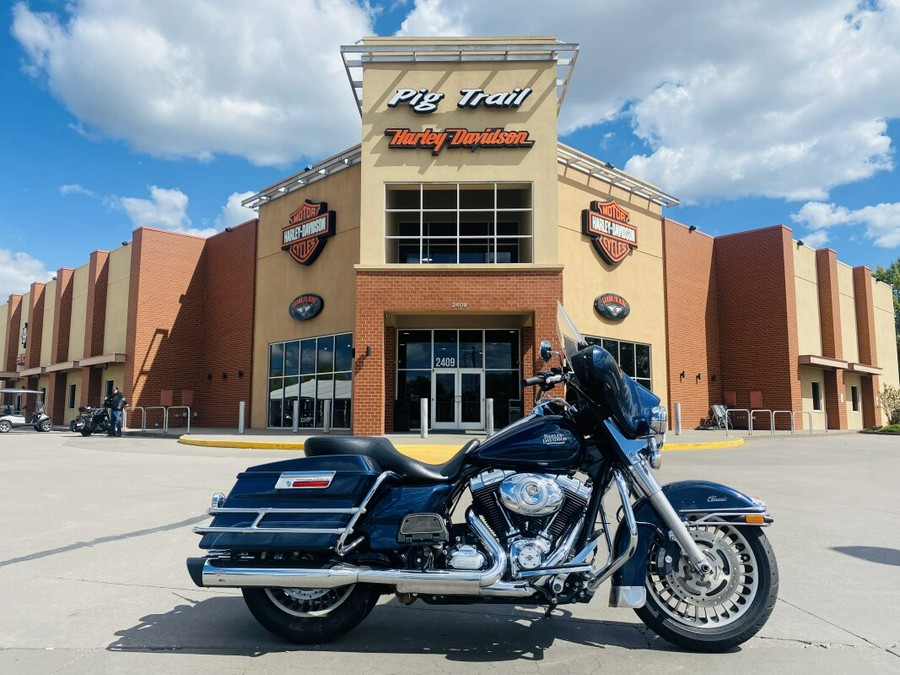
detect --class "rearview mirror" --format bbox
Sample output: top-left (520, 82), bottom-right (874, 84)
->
top-left (539, 340), bottom-right (553, 363)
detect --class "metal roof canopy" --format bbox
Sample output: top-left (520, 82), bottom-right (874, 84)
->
top-left (340, 38), bottom-right (579, 115)
top-left (558, 144), bottom-right (679, 207)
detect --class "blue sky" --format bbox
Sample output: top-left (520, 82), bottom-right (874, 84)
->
top-left (1, 0), bottom-right (898, 297)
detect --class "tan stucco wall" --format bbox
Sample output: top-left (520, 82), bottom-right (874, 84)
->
top-left (358, 38), bottom-right (560, 266)
top-left (557, 164), bottom-right (668, 404)
top-left (793, 246), bottom-right (823, 356)
top-left (251, 163), bottom-right (362, 428)
top-left (103, 245), bottom-right (132, 354)
top-left (837, 263), bottom-right (859, 363)
top-left (40, 279), bottom-right (57, 366)
top-left (104, 364), bottom-right (126, 393)
top-left (874, 280), bottom-right (899, 389)
top-left (65, 371), bottom-right (82, 424)
top-left (799, 366), bottom-right (828, 430)
top-left (68, 264), bottom-right (90, 361)
top-left (18, 292), bottom-right (29, 363)
top-left (843, 370), bottom-right (863, 429)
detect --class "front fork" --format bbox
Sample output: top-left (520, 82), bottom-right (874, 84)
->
top-left (604, 420), bottom-right (713, 575)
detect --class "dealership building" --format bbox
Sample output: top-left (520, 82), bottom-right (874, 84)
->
top-left (1, 36), bottom-right (897, 434)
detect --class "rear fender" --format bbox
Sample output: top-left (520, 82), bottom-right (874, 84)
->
top-left (609, 480), bottom-right (771, 605)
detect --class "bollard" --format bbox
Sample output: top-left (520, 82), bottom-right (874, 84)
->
top-left (238, 401), bottom-right (246, 434)
top-left (420, 398), bottom-right (428, 439)
top-left (292, 399), bottom-right (299, 434)
top-left (485, 398), bottom-right (494, 438)
top-left (323, 400), bottom-right (332, 434)
top-left (674, 402), bottom-right (682, 436)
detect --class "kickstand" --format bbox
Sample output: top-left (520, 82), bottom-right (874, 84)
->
top-left (544, 602), bottom-right (557, 618)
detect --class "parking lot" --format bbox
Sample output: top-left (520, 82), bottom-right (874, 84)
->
top-left (1, 430), bottom-right (898, 673)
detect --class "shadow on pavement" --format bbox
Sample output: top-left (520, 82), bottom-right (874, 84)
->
top-left (832, 545), bottom-right (900, 567)
top-left (108, 594), bottom-right (693, 660)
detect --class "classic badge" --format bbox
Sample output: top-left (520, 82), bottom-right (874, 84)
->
top-left (289, 294), bottom-right (324, 321)
top-left (581, 200), bottom-right (637, 266)
top-left (282, 200), bottom-right (336, 265)
top-left (594, 293), bottom-right (631, 321)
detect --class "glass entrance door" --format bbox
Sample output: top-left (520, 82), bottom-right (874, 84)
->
top-left (432, 369), bottom-right (483, 430)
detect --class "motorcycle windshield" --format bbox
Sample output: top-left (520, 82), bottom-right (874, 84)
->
top-left (556, 302), bottom-right (660, 438)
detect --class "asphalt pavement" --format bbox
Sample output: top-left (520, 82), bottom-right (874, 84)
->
top-left (0, 429), bottom-right (897, 673)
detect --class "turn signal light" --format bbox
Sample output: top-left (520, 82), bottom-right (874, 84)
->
top-left (744, 514), bottom-right (766, 524)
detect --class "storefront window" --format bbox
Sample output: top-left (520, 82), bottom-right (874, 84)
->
top-left (268, 332), bottom-right (353, 428)
top-left (385, 183), bottom-right (533, 264)
top-left (586, 336), bottom-right (652, 390)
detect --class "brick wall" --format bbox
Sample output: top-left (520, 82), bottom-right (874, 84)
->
top-left (125, 228), bottom-right (206, 420)
top-left (663, 220), bottom-right (722, 428)
top-left (48, 269), bottom-right (75, 422)
top-left (25, 282), bottom-right (45, 370)
top-left (815, 249), bottom-right (847, 429)
top-left (83, 251), bottom-right (109, 359)
top-left (4, 295), bottom-right (22, 373)
top-left (714, 226), bottom-right (802, 429)
top-left (354, 268), bottom-right (563, 435)
top-left (199, 219), bottom-right (257, 426)
top-left (853, 266), bottom-right (882, 427)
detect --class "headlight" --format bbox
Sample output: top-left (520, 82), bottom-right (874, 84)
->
top-left (650, 406), bottom-right (667, 436)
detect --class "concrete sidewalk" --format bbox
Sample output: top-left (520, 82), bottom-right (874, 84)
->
top-left (174, 425), bottom-right (754, 463)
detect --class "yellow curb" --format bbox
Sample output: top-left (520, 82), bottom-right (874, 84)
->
top-left (665, 438), bottom-right (745, 450)
top-left (179, 436), bottom-right (744, 456)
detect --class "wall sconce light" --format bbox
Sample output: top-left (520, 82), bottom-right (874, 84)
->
top-left (222, 372), bottom-right (228, 379)
top-left (679, 371), bottom-right (685, 380)
top-left (238, 371), bottom-right (244, 378)
top-left (206, 373), bottom-right (212, 381)
top-left (365, 346), bottom-right (372, 357)
top-left (711, 374), bottom-right (717, 383)
top-left (688, 225), bottom-right (697, 233)
top-left (122, 241), bottom-right (129, 246)
top-left (797, 240), bottom-right (804, 247)
top-left (224, 227), bottom-right (232, 232)
top-left (696, 373), bottom-right (702, 382)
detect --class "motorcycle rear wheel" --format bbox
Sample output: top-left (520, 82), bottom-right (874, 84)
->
top-left (80, 429), bottom-right (92, 437)
top-left (242, 584), bottom-right (379, 644)
top-left (636, 524), bottom-right (778, 652)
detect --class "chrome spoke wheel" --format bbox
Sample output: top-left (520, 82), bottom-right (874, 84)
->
top-left (264, 585), bottom-right (355, 618)
top-left (648, 525), bottom-right (759, 629)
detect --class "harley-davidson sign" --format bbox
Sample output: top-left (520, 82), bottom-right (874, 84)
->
top-left (289, 294), bottom-right (324, 321)
top-left (384, 127), bottom-right (534, 156)
top-left (582, 200), bottom-right (637, 265)
top-left (282, 200), bottom-right (336, 265)
top-left (594, 294), bottom-right (631, 321)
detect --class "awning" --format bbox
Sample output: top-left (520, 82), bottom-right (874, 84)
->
top-left (799, 355), bottom-right (849, 370)
top-left (45, 360), bottom-right (81, 373)
top-left (19, 367), bottom-right (44, 377)
top-left (79, 353), bottom-right (126, 367)
top-left (848, 362), bottom-right (882, 375)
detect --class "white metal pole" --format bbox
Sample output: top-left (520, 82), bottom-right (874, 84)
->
top-left (420, 398), bottom-right (428, 439)
top-left (238, 401), bottom-right (246, 434)
top-left (292, 399), bottom-right (299, 434)
top-left (486, 398), bottom-right (494, 437)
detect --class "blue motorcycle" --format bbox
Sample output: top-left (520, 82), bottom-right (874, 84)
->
top-left (187, 304), bottom-right (778, 651)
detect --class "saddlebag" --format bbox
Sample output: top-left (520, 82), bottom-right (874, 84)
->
top-left (195, 454), bottom-right (382, 552)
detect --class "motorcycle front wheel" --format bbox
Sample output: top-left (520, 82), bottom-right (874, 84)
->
top-left (636, 524), bottom-right (778, 652)
top-left (242, 584), bottom-right (380, 644)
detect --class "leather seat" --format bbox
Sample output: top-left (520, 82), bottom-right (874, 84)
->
top-left (303, 436), bottom-right (479, 484)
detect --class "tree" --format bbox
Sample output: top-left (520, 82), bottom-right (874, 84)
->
top-left (873, 259), bottom-right (900, 366)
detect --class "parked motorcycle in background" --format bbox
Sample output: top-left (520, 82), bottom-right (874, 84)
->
top-left (71, 406), bottom-right (110, 436)
top-left (187, 303), bottom-right (778, 652)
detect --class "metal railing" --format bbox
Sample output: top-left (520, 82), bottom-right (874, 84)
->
top-left (773, 410), bottom-right (795, 434)
top-left (143, 406), bottom-right (167, 432)
top-left (717, 405), bottom-right (829, 436)
top-left (724, 409), bottom-right (749, 436)
top-left (124, 407), bottom-right (146, 432)
top-left (749, 409), bottom-right (773, 435)
top-left (167, 406), bottom-right (192, 434)
top-left (799, 410), bottom-right (829, 433)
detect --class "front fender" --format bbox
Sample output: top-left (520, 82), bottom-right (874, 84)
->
top-left (609, 480), bottom-right (771, 604)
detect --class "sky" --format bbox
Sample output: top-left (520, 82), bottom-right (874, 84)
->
top-left (1, 0), bottom-right (899, 298)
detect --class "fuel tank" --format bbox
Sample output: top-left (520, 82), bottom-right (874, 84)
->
top-left (468, 414), bottom-right (584, 472)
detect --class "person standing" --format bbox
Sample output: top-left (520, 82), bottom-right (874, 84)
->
top-left (104, 386), bottom-right (127, 437)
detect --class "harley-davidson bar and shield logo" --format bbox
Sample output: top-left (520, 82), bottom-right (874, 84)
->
top-left (594, 293), bottom-right (631, 321)
top-left (581, 200), bottom-right (637, 266)
top-left (282, 200), bottom-right (336, 265)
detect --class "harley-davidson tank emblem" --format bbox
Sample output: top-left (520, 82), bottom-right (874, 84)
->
top-left (581, 200), bottom-right (637, 266)
top-left (594, 293), bottom-right (631, 321)
top-left (282, 199), bottom-right (336, 265)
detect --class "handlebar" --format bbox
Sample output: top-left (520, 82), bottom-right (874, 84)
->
top-left (522, 369), bottom-right (565, 389)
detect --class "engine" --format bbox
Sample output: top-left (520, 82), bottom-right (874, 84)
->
top-left (457, 469), bottom-right (591, 576)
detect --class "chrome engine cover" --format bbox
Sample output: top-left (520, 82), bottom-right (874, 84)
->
top-left (510, 536), bottom-right (552, 575)
top-left (498, 473), bottom-right (565, 516)
top-left (447, 544), bottom-right (487, 570)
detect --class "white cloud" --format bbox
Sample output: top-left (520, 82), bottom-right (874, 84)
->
top-left (0, 250), bottom-right (53, 298)
top-left (59, 184), bottom-right (95, 197)
top-left (792, 201), bottom-right (900, 248)
top-left (11, 0), bottom-right (374, 167)
top-left (396, 0), bottom-right (900, 204)
top-left (116, 185), bottom-right (216, 238)
top-left (215, 192), bottom-right (258, 230)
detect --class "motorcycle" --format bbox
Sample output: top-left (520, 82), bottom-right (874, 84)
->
top-left (186, 303), bottom-right (778, 652)
top-left (72, 405), bottom-right (110, 436)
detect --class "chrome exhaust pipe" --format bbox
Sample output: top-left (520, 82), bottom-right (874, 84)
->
top-left (190, 509), bottom-right (510, 596)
